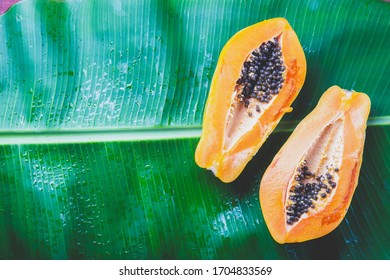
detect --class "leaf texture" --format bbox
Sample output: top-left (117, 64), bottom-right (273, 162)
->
top-left (0, 0), bottom-right (389, 129)
top-left (0, 127), bottom-right (389, 259)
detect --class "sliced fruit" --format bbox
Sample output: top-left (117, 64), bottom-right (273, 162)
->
top-left (195, 18), bottom-right (306, 183)
top-left (260, 85), bottom-right (371, 243)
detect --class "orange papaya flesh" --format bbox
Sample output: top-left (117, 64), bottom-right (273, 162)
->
top-left (195, 18), bottom-right (306, 183)
top-left (259, 85), bottom-right (371, 243)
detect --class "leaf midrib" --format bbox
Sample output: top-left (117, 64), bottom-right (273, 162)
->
top-left (0, 116), bottom-right (388, 145)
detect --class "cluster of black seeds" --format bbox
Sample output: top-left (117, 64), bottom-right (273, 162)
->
top-left (235, 38), bottom-right (285, 110)
top-left (286, 161), bottom-right (339, 225)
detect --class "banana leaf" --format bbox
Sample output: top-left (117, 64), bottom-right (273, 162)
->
top-left (0, 0), bottom-right (389, 260)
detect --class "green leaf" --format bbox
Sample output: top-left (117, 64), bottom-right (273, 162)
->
top-left (0, 0), bottom-right (389, 259)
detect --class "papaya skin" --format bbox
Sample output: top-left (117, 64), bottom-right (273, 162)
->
top-left (259, 86), bottom-right (371, 244)
top-left (195, 18), bottom-right (306, 183)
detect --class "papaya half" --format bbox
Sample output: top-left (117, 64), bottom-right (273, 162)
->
top-left (195, 18), bottom-right (306, 183)
top-left (260, 86), bottom-right (371, 243)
